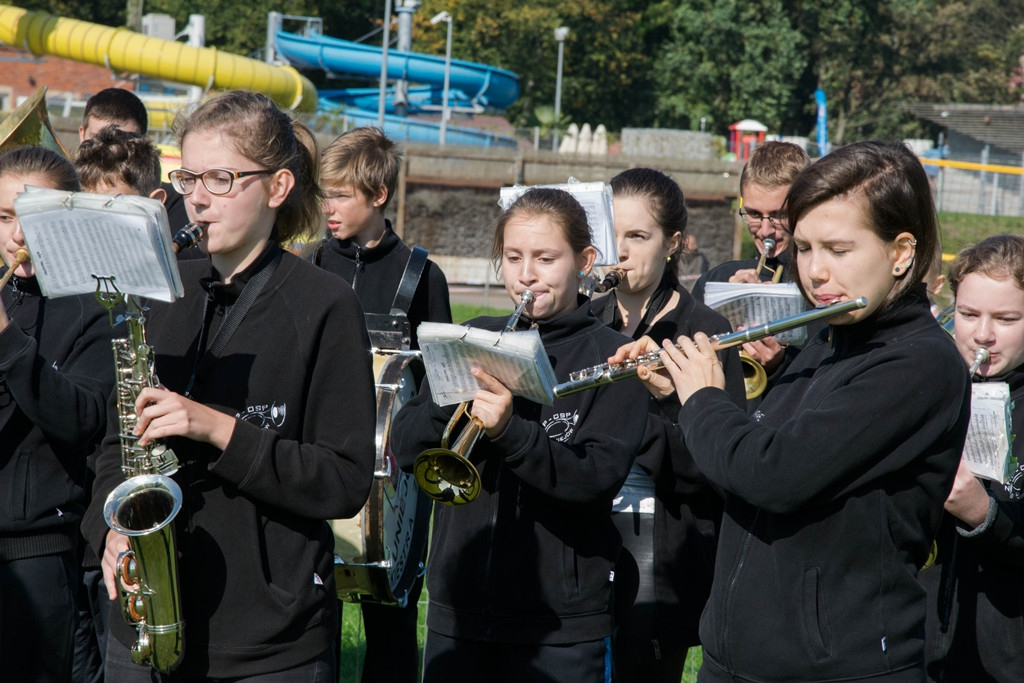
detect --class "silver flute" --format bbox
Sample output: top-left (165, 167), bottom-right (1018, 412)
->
top-left (553, 297), bottom-right (868, 397)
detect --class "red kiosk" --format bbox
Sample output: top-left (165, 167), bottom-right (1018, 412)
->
top-left (728, 119), bottom-right (768, 162)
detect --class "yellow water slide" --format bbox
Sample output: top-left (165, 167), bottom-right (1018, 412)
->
top-left (0, 5), bottom-right (317, 113)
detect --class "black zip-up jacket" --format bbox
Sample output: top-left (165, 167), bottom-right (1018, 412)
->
top-left (679, 289), bottom-right (971, 682)
top-left (924, 363), bottom-right (1024, 682)
top-left (391, 298), bottom-right (649, 645)
top-left (317, 221), bottom-right (451, 349)
top-left (82, 246), bottom-right (377, 678)
top-left (0, 273), bottom-right (113, 560)
top-left (591, 282), bottom-right (745, 646)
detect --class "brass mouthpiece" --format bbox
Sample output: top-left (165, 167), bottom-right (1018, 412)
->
top-left (0, 249), bottom-right (30, 289)
top-left (762, 238), bottom-right (776, 257)
top-left (968, 348), bottom-right (990, 376)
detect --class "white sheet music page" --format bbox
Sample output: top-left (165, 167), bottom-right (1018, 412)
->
top-left (498, 181), bottom-right (617, 266)
top-left (704, 281), bottom-right (809, 345)
top-left (962, 382), bottom-right (1013, 484)
top-left (13, 188), bottom-right (183, 301)
top-left (417, 322), bottom-right (557, 407)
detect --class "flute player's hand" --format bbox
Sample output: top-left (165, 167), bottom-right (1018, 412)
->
top-left (608, 336), bottom-right (677, 399)
top-left (654, 333), bottom-right (726, 405)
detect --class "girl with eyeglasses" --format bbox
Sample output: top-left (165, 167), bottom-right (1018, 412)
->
top-left (923, 235), bottom-right (1024, 682)
top-left (612, 141), bottom-right (971, 682)
top-left (82, 90), bottom-right (377, 682)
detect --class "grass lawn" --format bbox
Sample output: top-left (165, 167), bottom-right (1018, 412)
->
top-left (451, 302), bottom-right (511, 324)
top-left (338, 597), bottom-right (703, 682)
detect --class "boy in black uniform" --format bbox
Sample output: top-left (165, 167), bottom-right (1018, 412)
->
top-left (317, 126), bottom-right (451, 682)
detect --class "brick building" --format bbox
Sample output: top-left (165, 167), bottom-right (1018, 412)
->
top-left (0, 46), bottom-right (134, 112)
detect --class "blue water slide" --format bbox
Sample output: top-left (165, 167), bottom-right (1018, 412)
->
top-left (274, 30), bottom-right (520, 110)
top-left (318, 102), bottom-right (516, 149)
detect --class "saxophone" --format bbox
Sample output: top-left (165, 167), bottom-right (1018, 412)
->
top-left (98, 224), bottom-right (201, 672)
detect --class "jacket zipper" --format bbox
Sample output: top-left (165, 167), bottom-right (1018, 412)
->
top-left (351, 246), bottom-right (362, 290)
top-left (721, 509), bottom-right (759, 672)
top-left (481, 467), bottom-right (503, 624)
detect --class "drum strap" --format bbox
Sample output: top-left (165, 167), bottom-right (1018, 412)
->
top-left (390, 246), bottom-right (429, 316)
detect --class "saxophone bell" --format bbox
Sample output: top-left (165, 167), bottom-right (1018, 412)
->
top-left (104, 474), bottom-right (185, 671)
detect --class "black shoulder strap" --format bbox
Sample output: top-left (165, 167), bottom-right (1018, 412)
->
top-left (390, 246), bottom-right (429, 316)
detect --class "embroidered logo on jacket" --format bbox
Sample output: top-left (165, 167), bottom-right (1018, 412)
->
top-left (542, 410), bottom-right (579, 443)
top-left (237, 402), bottom-right (287, 429)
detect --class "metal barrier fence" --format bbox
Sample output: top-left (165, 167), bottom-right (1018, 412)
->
top-left (920, 156), bottom-right (1024, 217)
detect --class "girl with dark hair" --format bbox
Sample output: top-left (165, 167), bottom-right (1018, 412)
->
top-left (0, 147), bottom-right (116, 683)
top-left (924, 234), bottom-right (1024, 682)
top-left (82, 90), bottom-right (377, 681)
top-left (613, 141), bottom-right (971, 681)
top-left (392, 187), bottom-right (650, 682)
top-left (590, 168), bottom-right (743, 682)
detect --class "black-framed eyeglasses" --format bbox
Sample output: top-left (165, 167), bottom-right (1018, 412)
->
top-left (739, 208), bottom-right (787, 228)
top-left (168, 168), bottom-right (274, 196)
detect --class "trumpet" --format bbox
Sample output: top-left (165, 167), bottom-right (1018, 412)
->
top-left (0, 249), bottom-right (30, 289)
top-left (413, 290), bottom-right (535, 506)
top-left (171, 223), bottom-right (203, 253)
top-left (755, 238), bottom-right (784, 283)
top-left (553, 297), bottom-right (869, 398)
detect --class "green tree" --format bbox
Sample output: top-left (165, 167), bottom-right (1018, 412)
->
top-left (410, 0), bottom-right (669, 130)
top-left (653, 0), bottom-right (807, 134)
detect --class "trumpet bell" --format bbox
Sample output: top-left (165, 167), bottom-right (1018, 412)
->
top-left (739, 350), bottom-right (768, 400)
top-left (413, 447), bottom-right (481, 505)
top-left (0, 87), bottom-right (70, 157)
top-left (412, 403), bottom-right (485, 506)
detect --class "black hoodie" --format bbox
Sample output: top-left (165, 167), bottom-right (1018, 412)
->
top-left (0, 273), bottom-right (114, 559)
top-left (680, 289), bottom-right (971, 682)
top-left (317, 221), bottom-right (451, 349)
top-left (924, 363), bottom-right (1024, 682)
top-left (391, 298), bottom-right (650, 645)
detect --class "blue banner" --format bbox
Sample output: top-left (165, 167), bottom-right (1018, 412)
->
top-left (815, 89), bottom-right (829, 156)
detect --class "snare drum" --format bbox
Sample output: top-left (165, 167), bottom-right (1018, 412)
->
top-left (332, 351), bottom-right (431, 606)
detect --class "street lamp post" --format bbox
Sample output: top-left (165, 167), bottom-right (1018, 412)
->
top-left (552, 26), bottom-right (569, 151)
top-left (431, 11), bottom-right (453, 147)
top-left (377, 0), bottom-right (393, 127)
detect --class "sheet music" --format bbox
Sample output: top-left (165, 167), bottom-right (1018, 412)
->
top-left (13, 188), bottom-right (183, 301)
top-left (962, 382), bottom-right (1013, 484)
top-left (418, 322), bottom-right (556, 406)
top-left (704, 282), bottom-right (809, 345)
top-left (499, 181), bottom-right (617, 266)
